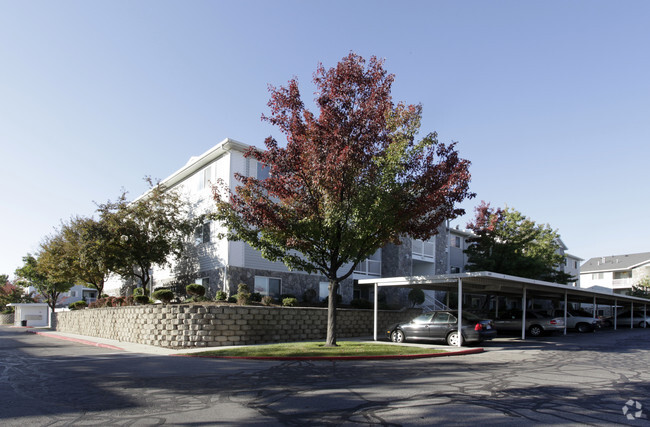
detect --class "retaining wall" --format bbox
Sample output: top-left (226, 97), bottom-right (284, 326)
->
top-left (53, 304), bottom-right (421, 348)
top-left (0, 313), bottom-right (14, 325)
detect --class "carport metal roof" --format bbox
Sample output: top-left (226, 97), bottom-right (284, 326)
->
top-left (358, 271), bottom-right (650, 344)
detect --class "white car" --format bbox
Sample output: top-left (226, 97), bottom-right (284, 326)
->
top-left (552, 309), bottom-right (600, 333)
top-left (608, 311), bottom-right (650, 328)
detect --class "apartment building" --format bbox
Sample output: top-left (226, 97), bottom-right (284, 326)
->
top-left (580, 252), bottom-right (650, 294)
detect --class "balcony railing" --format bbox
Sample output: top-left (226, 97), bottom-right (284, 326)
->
top-left (612, 278), bottom-right (634, 289)
top-left (412, 239), bottom-right (434, 260)
top-left (354, 259), bottom-right (381, 276)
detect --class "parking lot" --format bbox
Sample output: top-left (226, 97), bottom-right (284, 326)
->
top-left (2, 325), bottom-right (650, 425)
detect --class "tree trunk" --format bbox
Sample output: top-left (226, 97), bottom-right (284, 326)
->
top-left (325, 280), bottom-right (339, 346)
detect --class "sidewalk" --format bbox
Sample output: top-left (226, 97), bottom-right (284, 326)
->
top-left (23, 327), bottom-right (470, 358)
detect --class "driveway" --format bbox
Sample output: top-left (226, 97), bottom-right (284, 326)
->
top-left (0, 326), bottom-right (648, 425)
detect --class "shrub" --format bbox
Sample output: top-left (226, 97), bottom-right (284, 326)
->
top-left (186, 284), bottom-right (206, 297)
top-left (215, 290), bottom-right (227, 301)
top-left (236, 283), bottom-right (250, 305)
top-left (227, 296), bottom-right (237, 303)
top-left (280, 293), bottom-right (296, 301)
top-left (185, 296), bottom-right (210, 303)
top-left (350, 298), bottom-right (373, 309)
top-left (302, 288), bottom-right (317, 303)
top-left (322, 294), bottom-right (343, 306)
top-left (282, 297), bottom-right (298, 307)
top-left (134, 295), bottom-right (150, 305)
top-left (133, 287), bottom-right (146, 297)
top-left (152, 289), bottom-right (174, 304)
top-left (261, 295), bottom-right (274, 306)
top-left (69, 300), bottom-right (87, 310)
top-left (250, 292), bottom-right (262, 302)
top-left (408, 288), bottom-right (425, 307)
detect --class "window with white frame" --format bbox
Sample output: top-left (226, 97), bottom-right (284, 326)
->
top-left (195, 222), bottom-right (211, 244)
top-left (197, 165), bottom-right (213, 191)
top-left (70, 291), bottom-right (76, 297)
top-left (451, 236), bottom-right (462, 248)
top-left (591, 272), bottom-right (604, 280)
top-left (195, 277), bottom-right (210, 288)
top-left (254, 276), bottom-right (281, 299)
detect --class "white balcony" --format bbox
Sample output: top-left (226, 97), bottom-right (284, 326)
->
top-left (412, 239), bottom-right (434, 261)
top-left (612, 278), bottom-right (634, 289)
top-left (354, 259), bottom-right (381, 277)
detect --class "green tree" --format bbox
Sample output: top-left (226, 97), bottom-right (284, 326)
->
top-left (465, 202), bottom-right (573, 283)
top-left (56, 216), bottom-right (113, 297)
top-left (629, 277), bottom-right (650, 299)
top-left (15, 254), bottom-right (73, 312)
top-left (408, 288), bottom-right (425, 307)
top-left (214, 53), bottom-right (474, 346)
top-left (97, 178), bottom-right (197, 295)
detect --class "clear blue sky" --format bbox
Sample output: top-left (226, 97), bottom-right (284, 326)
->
top-left (2, 1), bottom-right (649, 276)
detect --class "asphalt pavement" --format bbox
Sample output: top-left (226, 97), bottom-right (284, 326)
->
top-left (1, 325), bottom-right (649, 425)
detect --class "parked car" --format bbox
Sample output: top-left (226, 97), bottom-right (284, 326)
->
top-left (493, 310), bottom-right (565, 337)
top-left (605, 311), bottom-right (650, 328)
top-left (551, 309), bottom-right (601, 333)
top-left (386, 310), bottom-right (497, 346)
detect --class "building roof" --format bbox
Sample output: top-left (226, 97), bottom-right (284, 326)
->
top-left (581, 252), bottom-right (650, 273)
top-left (132, 138), bottom-right (250, 202)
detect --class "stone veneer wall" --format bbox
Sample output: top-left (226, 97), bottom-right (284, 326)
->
top-left (53, 305), bottom-right (421, 349)
top-left (0, 313), bottom-right (14, 325)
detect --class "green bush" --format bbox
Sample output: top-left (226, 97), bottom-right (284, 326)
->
top-left (408, 288), bottom-right (425, 307)
top-left (282, 297), bottom-right (298, 307)
top-left (280, 293), bottom-right (296, 300)
top-left (186, 284), bottom-right (206, 297)
top-left (185, 296), bottom-right (210, 303)
top-left (250, 292), bottom-right (262, 302)
top-left (350, 298), bottom-right (373, 309)
top-left (68, 300), bottom-right (88, 310)
top-left (152, 289), bottom-right (174, 304)
top-left (261, 295), bottom-right (274, 306)
top-left (134, 295), bottom-right (150, 305)
top-left (322, 294), bottom-right (343, 306)
top-left (236, 283), bottom-right (250, 305)
top-left (302, 288), bottom-right (317, 303)
top-left (133, 287), bottom-right (145, 297)
top-left (227, 296), bottom-right (237, 303)
top-left (215, 290), bottom-right (227, 301)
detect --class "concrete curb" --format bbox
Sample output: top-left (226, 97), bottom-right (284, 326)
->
top-left (27, 330), bottom-right (124, 351)
top-left (173, 347), bottom-right (485, 361)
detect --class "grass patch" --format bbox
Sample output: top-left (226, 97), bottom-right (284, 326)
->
top-left (182, 341), bottom-right (446, 357)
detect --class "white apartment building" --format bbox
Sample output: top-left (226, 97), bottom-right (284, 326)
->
top-left (580, 252), bottom-right (650, 295)
top-left (104, 138), bottom-right (451, 306)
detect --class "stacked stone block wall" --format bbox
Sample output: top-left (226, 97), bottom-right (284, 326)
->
top-left (54, 305), bottom-right (421, 348)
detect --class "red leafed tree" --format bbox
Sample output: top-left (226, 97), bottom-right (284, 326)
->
top-left (214, 53), bottom-right (474, 346)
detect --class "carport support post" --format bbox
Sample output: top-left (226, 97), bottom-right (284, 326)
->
top-left (614, 299), bottom-right (617, 330)
top-left (457, 278), bottom-right (463, 347)
top-left (521, 287), bottom-right (527, 340)
top-left (631, 302), bottom-right (634, 329)
top-left (564, 291), bottom-right (569, 335)
top-left (373, 283), bottom-right (378, 341)
top-left (645, 305), bottom-right (647, 328)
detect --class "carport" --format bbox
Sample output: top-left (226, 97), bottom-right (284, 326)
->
top-left (358, 271), bottom-right (650, 347)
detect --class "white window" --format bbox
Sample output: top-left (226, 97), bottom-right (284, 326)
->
top-left (451, 236), bottom-right (461, 248)
top-left (195, 277), bottom-right (210, 287)
top-left (70, 291), bottom-right (76, 297)
top-left (592, 273), bottom-right (604, 280)
top-left (197, 165), bottom-right (213, 190)
top-left (195, 222), bottom-right (211, 244)
top-left (254, 276), bottom-right (281, 299)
